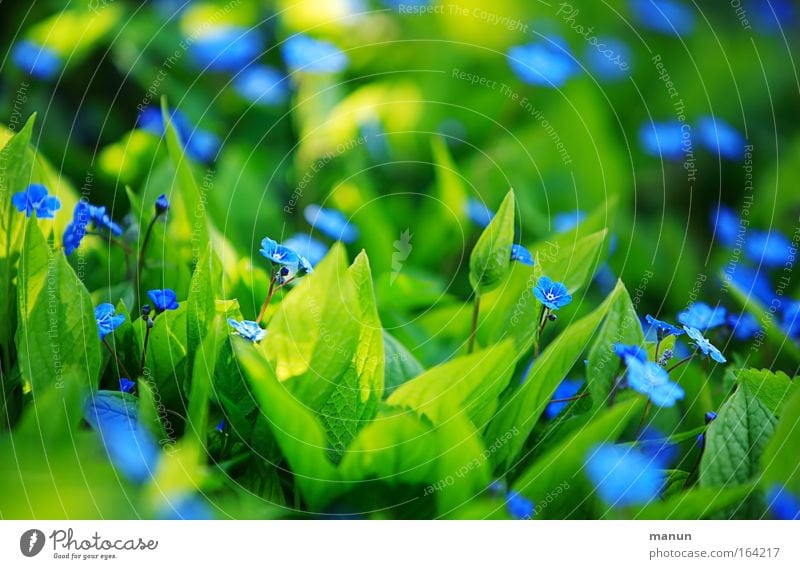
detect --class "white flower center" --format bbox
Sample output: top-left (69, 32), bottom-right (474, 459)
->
top-left (546, 292), bottom-right (556, 301)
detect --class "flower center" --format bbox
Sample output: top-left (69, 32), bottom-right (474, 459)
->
top-left (546, 292), bottom-right (556, 301)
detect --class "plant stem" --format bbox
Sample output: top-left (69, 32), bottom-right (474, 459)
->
top-left (636, 399), bottom-right (653, 435)
top-left (256, 268), bottom-right (277, 324)
top-left (683, 436), bottom-right (706, 489)
top-left (667, 355), bottom-right (693, 373)
top-left (139, 324), bottom-right (152, 377)
top-left (102, 338), bottom-right (133, 380)
top-left (549, 392), bottom-right (590, 404)
top-left (534, 305), bottom-right (548, 359)
top-left (654, 338), bottom-right (662, 362)
top-left (468, 294), bottom-right (481, 353)
top-left (137, 214), bottom-right (159, 277)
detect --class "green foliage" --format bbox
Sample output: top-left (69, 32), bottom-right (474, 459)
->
top-left (469, 190), bottom-right (515, 295)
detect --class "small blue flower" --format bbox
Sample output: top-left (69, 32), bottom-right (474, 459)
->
top-left (545, 379), bottom-right (584, 419)
top-left (705, 411), bottom-right (717, 423)
top-left (119, 378), bottom-right (136, 393)
top-left (11, 40), bottom-right (61, 80)
top-left (683, 326), bottom-right (727, 363)
top-left (510, 244), bottom-right (534, 266)
top-left (678, 302), bottom-right (727, 330)
top-left (585, 37), bottom-right (632, 82)
top-left (626, 357), bottom-right (685, 407)
top-left (767, 484), bottom-right (800, 520)
top-left (534, 276), bottom-right (572, 310)
top-left (639, 120), bottom-right (687, 159)
top-left (189, 26), bottom-right (263, 72)
top-left (296, 256), bottom-right (314, 276)
top-left (465, 199), bottom-right (494, 228)
top-left (233, 64), bottom-right (290, 106)
top-left (744, 230), bottom-right (792, 268)
top-left (630, 0), bottom-right (696, 36)
top-left (782, 301), bottom-right (800, 338)
top-left (710, 205), bottom-right (740, 248)
top-left (95, 303), bottom-right (125, 340)
top-left (614, 342), bottom-right (647, 363)
top-left (304, 204), bottom-right (358, 243)
top-left (553, 210), bottom-right (587, 233)
top-left (281, 234), bottom-right (328, 267)
top-left (506, 491), bottom-right (534, 520)
top-left (137, 106), bottom-right (220, 163)
top-left (228, 319), bottom-right (267, 343)
top-left (748, 0), bottom-right (795, 34)
top-left (147, 289), bottom-right (179, 313)
top-left (508, 36), bottom-right (579, 87)
top-left (586, 444), bottom-right (664, 507)
top-left (638, 427), bottom-right (678, 468)
top-left (282, 34), bottom-right (348, 74)
top-left (157, 494), bottom-right (215, 520)
top-left (215, 419), bottom-right (226, 432)
top-left (155, 194), bottom-right (170, 214)
top-left (730, 265), bottom-right (775, 307)
top-left (696, 116), bottom-right (745, 160)
top-left (11, 183), bottom-right (61, 218)
top-left (260, 237), bottom-right (300, 267)
top-left (726, 311), bottom-right (761, 341)
top-left (645, 315), bottom-right (685, 340)
top-left (87, 204), bottom-right (123, 236)
top-left (63, 202), bottom-right (92, 256)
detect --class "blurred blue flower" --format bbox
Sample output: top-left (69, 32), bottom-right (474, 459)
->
top-left (63, 202), bottom-right (92, 256)
top-left (696, 116), bottom-right (745, 160)
top-left (215, 419), bottom-right (225, 432)
top-left (630, 0), bottom-right (696, 36)
top-left (534, 276), bottom-right (572, 310)
top-left (586, 444), bottom-right (664, 506)
top-left (282, 34), bottom-right (348, 73)
top-left (626, 357), bottom-right (685, 407)
top-left (233, 65), bottom-right (290, 106)
top-left (119, 378), bottom-right (136, 393)
top-left (638, 427), bottom-right (678, 468)
top-left (614, 342), bottom-right (647, 363)
top-left (744, 230), bottom-right (792, 267)
top-left (282, 234), bottom-right (329, 267)
top-left (137, 106), bottom-right (220, 163)
top-left (639, 120), bottom-right (687, 159)
top-left (147, 289), bottom-right (179, 312)
top-left (726, 311), bottom-right (761, 341)
top-left (189, 26), bottom-right (263, 72)
top-left (781, 301), bottom-right (800, 338)
top-left (260, 237), bottom-right (300, 266)
top-left (767, 484), bottom-right (800, 520)
top-left (748, 0), bottom-right (795, 34)
top-left (645, 315), bottom-right (685, 340)
top-left (155, 193), bottom-right (170, 214)
top-left (545, 379), bottom-right (584, 419)
top-left (157, 494), bottom-right (215, 520)
top-left (11, 40), bottom-right (61, 80)
top-left (87, 204), bottom-right (123, 236)
top-left (12, 183), bottom-right (60, 218)
top-left (510, 244), bottom-right (534, 266)
top-left (84, 392), bottom-right (160, 484)
top-left (506, 491), bottom-right (534, 520)
top-left (304, 204), bottom-right (358, 243)
top-left (705, 411), bottom-right (718, 423)
top-left (465, 199), bottom-right (494, 228)
top-left (553, 210), bottom-right (586, 233)
top-left (585, 37), bottom-right (632, 81)
top-left (507, 36), bottom-right (579, 87)
top-left (228, 319), bottom-right (266, 343)
top-left (683, 326), bottom-right (727, 363)
top-left (678, 302), bottom-right (727, 330)
top-left (710, 205), bottom-right (740, 247)
top-left (730, 265), bottom-right (775, 306)
top-left (95, 303), bottom-right (125, 340)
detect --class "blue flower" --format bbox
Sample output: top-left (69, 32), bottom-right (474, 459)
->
top-left (626, 357), bottom-right (685, 407)
top-left (726, 312), bottom-right (761, 341)
top-left (119, 378), bottom-right (136, 393)
top-left (744, 230), bottom-right (792, 268)
top-left (696, 116), bottom-right (745, 160)
top-left (157, 494), bottom-right (215, 520)
top-left (506, 491), bottom-right (534, 520)
top-left (782, 301), bottom-right (800, 338)
top-left (304, 204), bottom-right (358, 243)
top-left (730, 265), bottom-right (775, 307)
top-left (638, 427), bottom-right (678, 468)
top-left (585, 444), bottom-right (664, 507)
top-left (228, 319), bottom-right (266, 343)
top-left (189, 26), bottom-right (263, 72)
top-left (260, 237), bottom-right (300, 267)
top-left (63, 202), bottom-right (92, 256)
top-left (553, 210), bottom-right (587, 233)
top-left (585, 37), bottom-right (632, 82)
top-left (508, 36), bottom-right (579, 87)
top-left (710, 205), bottom-right (740, 248)
top-left (87, 204), bottom-right (123, 236)
top-left (95, 303), bottom-right (125, 340)
top-left (545, 379), bottom-right (584, 419)
top-left (630, 0), bottom-right (696, 36)
top-left (84, 392), bottom-right (159, 483)
top-left (11, 183), bottom-right (61, 218)
top-left (645, 315), bottom-right (685, 340)
top-left (233, 65), bottom-right (290, 106)
top-left (614, 342), bottom-right (647, 363)
top-left (678, 302), bottom-right (727, 330)
top-left (282, 34), bottom-right (348, 74)
top-left (748, 0), bottom-right (795, 34)
top-left (155, 194), bottom-right (169, 214)
top-left (215, 419), bottom-right (226, 432)
top-left (137, 106), bottom-right (220, 163)
top-left (705, 411), bottom-right (717, 423)
top-left (767, 484), bottom-right (800, 520)
top-left (683, 326), bottom-right (727, 363)
top-left (639, 120), bottom-right (687, 159)
top-left (510, 244), bottom-right (534, 266)
top-left (534, 276), bottom-right (572, 310)
top-left (11, 40), bottom-right (61, 80)
top-left (147, 289), bottom-right (179, 313)
top-left (281, 234), bottom-right (329, 267)
top-left (465, 199), bottom-right (494, 228)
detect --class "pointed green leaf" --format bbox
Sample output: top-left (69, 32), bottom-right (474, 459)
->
top-left (469, 190), bottom-right (515, 294)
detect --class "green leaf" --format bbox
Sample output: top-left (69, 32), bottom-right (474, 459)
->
top-left (636, 483), bottom-right (757, 520)
top-left (487, 280), bottom-right (625, 469)
top-left (537, 229), bottom-right (609, 293)
top-left (477, 259), bottom-right (538, 352)
top-left (382, 330), bottom-right (424, 397)
top-left (184, 316), bottom-right (223, 455)
top-left (737, 368), bottom-right (798, 415)
top-left (761, 388), bottom-right (800, 494)
top-left (16, 222), bottom-right (101, 438)
top-left (186, 245), bottom-right (221, 382)
top-left (469, 190), bottom-right (515, 294)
